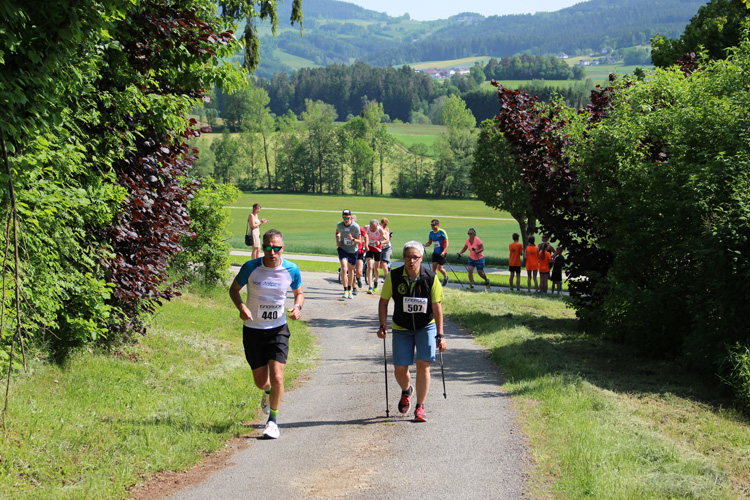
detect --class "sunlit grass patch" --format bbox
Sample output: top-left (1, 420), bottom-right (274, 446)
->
top-left (443, 289), bottom-right (748, 499)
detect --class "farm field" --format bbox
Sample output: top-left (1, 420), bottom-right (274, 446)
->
top-left (408, 56), bottom-right (491, 69)
top-left (386, 122), bottom-right (445, 154)
top-left (493, 78), bottom-right (607, 90)
top-left (228, 192), bottom-right (518, 262)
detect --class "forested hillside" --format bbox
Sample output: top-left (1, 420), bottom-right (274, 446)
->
top-left (365, 0), bottom-right (708, 65)
top-left (254, 0), bottom-right (708, 77)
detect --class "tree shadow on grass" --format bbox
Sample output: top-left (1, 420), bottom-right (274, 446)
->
top-left (448, 310), bottom-right (731, 408)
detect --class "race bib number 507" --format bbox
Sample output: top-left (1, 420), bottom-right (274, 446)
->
top-left (403, 296), bottom-right (428, 314)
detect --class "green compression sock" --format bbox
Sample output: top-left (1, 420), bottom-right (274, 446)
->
top-left (269, 408), bottom-right (279, 423)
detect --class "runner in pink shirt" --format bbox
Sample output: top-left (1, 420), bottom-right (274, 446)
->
top-left (456, 228), bottom-right (491, 290)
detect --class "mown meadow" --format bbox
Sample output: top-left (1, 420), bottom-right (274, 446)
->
top-left (226, 192), bottom-right (519, 266)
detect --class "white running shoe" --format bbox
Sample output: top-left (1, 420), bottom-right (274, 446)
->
top-left (263, 420), bottom-right (280, 439)
top-left (261, 392), bottom-right (270, 415)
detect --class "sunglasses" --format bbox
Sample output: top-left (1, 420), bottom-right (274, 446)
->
top-left (343, 217), bottom-right (351, 220)
top-left (263, 245), bottom-right (283, 252)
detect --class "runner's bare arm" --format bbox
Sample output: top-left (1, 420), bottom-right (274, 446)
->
top-left (229, 281), bottom-right (253, 321)
top-left (288, 287), bottom-right (304, 320)
top-left (432, 301), bottom-right (446, 351)
top-left (377, 298), bottom-right (389, 338)
top-left (380, 227), bottom-right (390, 245)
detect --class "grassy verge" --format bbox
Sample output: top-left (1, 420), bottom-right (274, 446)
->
top-left (228, 254), bottom-right (340, 275)
top-left (442, 291), bottom-right (749, 499)
top-left (0, 285), bottom-right (318, 500)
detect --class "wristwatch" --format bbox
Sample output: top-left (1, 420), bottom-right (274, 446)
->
top-left (295, 304), bottom-right (302, 311)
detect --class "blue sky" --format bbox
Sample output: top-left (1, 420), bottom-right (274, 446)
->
top-left (344, 0), bottom-right (586, 21)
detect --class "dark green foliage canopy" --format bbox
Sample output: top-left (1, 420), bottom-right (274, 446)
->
top-left (651, 0), bottom-right (750, 67)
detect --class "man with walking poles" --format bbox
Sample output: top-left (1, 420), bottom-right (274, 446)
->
top-left (377, 241), bottom-right (447, 422)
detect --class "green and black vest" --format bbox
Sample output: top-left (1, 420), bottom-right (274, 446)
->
top-left (390, 264), bottom-right (436, 331)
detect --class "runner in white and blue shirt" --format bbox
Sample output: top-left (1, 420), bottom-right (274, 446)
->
top-left (234, 257), bottom-right (302, 330)
top-left (229, 229), bottom-right (304, 440)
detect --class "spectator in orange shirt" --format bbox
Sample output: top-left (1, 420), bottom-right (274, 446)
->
top-left (538, 242), bottom-right (553, 293)
top-left (508, 233), bottom-right (523, 291)
top-left (524, 235), bottom-right (539, 293)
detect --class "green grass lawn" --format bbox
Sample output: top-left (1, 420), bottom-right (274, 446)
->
top-left (227, 192), bottom-right (520, 264)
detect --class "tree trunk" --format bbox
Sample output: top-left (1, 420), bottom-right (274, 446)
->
top-left (512, 212), bottom-right (537, 247)
top-left (262, 132), bottom-right (272, 189)
top-left (379, 157), bottom-right (384, 195)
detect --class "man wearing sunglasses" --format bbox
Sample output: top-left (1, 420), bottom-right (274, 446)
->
top-left (424, 219), bottom-right (449, 287)
top-left (336, 209), bottom-right (362, 299)
top-left (229, 229), bottom-right (304, 440)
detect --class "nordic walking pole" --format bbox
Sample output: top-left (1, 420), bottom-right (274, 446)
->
top-left (456, 253), bottom-right (470, 274)
top-left (447, 257), bottom-right (464, 289)
top-left (438, 344), bottom-right (447, 399)
top-left (383, 333), bottom-right (390, 417)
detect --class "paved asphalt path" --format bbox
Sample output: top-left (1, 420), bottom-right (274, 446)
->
top-left (163, 270), bottom-right (530, 500)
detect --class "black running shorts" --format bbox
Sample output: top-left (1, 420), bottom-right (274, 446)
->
top-left (365, 250), bottom-right (382, 262)
top-left (242, 323), bottom-right (290, 370)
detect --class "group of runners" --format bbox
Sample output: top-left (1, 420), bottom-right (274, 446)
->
top-left (234, 207), bottom-right (565, 439)
top-left (335, 209), bottom-right (394, 298)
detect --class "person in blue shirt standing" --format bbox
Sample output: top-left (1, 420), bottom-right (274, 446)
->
top-left (229, 229), bottom-right (304, 439)
top-left (424, 219), bottom-right (449, 286)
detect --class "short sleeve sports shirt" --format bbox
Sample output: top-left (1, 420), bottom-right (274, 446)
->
top-left (337, 221), bottom-right (361, 254)
top-left (464, 236), bottom-right (483, 260)
top-left (509, 242), bottom-right (523, 267)
top-left (233, 258), bottom-right (302, 330)
top-left (428, 228), bottom-right (448, 254)
top-left (525, 245), bottom-right (539, 271)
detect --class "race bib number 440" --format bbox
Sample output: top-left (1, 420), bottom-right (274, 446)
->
top-left (257, 303), bottom-right (284, 324)
top-left (403, 296), bottom-right (428, 314)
